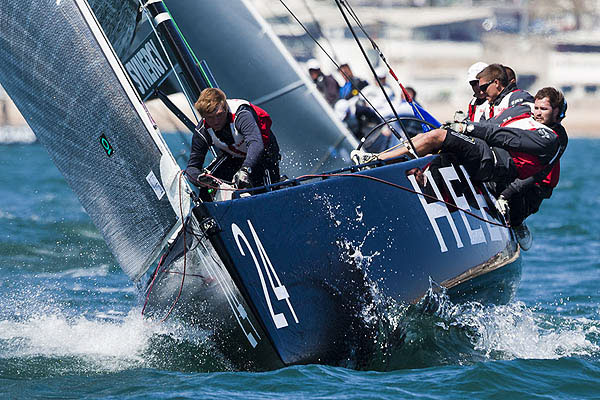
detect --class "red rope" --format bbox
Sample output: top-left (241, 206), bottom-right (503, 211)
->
top-left (141, 171), bottom-right (190, 321)
top-left (141, 253), bottom-right (166, 316)
top-left (143, 168), bottom-right (507, 319)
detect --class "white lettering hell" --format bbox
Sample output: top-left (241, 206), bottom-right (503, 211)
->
top-left (408, 171), bottom-right (463, 253)
top-left (439, 166), bottom-right (486, 246)
top-left (410, 164), bottom-right (508, 253)
top-left (460, 166), bottom-right (507, 242)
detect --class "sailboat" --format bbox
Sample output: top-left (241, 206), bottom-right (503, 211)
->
top-left (0, 0), bottom-right (521, 370)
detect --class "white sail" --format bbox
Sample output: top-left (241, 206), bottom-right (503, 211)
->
top-left (0, 0), bottom-right (189, 280)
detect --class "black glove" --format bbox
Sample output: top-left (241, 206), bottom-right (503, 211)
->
top-left (195, 169), bottom-right (215, 187)
top-left (233, 166), bottom-right (252, 189)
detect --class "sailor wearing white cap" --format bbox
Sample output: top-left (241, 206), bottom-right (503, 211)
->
top-left (467, 62), bottom-right (489, 122)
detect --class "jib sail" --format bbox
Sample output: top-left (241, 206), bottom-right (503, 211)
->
top-left (0, 0), bottom-right (188, 280)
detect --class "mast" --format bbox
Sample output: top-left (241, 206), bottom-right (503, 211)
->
top-left (144, 0), bottom-right (211, 99)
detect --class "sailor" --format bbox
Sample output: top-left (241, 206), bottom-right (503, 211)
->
top-left (504, 65), bottom-right (517, 86)
top-left (352, 66), bottom-right (404, 152)
top-left (352, 76), bottom-right (563, 250)
top-left (466, 61), bottom-right (489, 122)
top-left (338, 63), bottom-right (368, 100)
top-left (477, 63), bottom-right (534, 120)
top-left (185, 88), bottom-right (281, 192)
top-left (307, 59), bottom-right (340, 106)
top-left (352, 64), bottom-right (539, 184)
top-left (491, 87), bottom-right (568, 246)
top-left (402, 86), bottom-right (417, 103)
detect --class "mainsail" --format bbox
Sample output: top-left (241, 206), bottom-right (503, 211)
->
top-left (0, 0), bottom-right (188, 280)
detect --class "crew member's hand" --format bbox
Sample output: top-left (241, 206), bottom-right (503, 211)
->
top-left (233, 167), bottom-right (252, 189)
top-left (453, 110), bottom-right (467, 122)
top-left (443, 121), bottom-right (468, 134)
top-left (196, 169), bottom-right (215, 186)
top-left (495, 195), bottom-right (510, 220)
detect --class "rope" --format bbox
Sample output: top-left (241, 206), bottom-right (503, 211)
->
top-left (141, 253), bottom-right (166, 316)
top-left (339, 0), bottom-right (437, 133)
top-left (300, 0), bottom-right (340, 62)
top-left (141, 171), bottom-right (190, 321)
top-left (334, 0), bottom-right (418, 155)
top-left (159, 170), bottom-right (188, 322)
top-left (277, 0), bottom-right (392, 128)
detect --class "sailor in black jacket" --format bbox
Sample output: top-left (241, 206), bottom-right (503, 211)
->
top-left (186, 88), bottom-right (280, 191)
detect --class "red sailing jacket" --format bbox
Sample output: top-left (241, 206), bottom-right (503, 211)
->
top-left (498, 112), bottom-right (560, 188)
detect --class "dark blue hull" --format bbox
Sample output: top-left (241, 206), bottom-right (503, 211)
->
top-left (144, 154), bottom-right (521, 370)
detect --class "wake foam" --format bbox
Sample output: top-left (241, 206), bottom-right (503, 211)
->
top-left (378, 286), bottom-right (600, 369)
top-left (0, 305), bottom-right (228, 374)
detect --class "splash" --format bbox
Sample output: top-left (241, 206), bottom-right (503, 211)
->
top-left (370, 284), bottom-right (600, 370)
top-left (0, 310), bottom-right (154, 361)
top-left (0, 286), bottom-right (231, 375)
top-left (313, 192), bottom-right (342, 227)
top-left (451, 301), bottom-right (600, 360)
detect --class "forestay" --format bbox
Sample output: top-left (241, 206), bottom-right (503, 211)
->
top-left (0, 0), bottom-right (188, 280)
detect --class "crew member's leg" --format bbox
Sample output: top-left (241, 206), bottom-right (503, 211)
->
top-left (378, 128), bottom-right (447, 160)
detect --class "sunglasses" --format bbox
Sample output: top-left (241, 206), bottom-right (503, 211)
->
top-left (479, 80), bottom-right (495, 92)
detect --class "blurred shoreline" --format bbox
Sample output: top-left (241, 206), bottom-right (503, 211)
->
top-left (1, 95), bottom-right (597, 138)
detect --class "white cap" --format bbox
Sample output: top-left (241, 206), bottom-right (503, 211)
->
top-left (375, 65), bottom-right (387, 79)
top-left (467, 62), bottom-right (488, 83)
top-left (306, 58), bottom-right (320, 71)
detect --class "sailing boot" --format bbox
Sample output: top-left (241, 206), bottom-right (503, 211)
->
top-left (513, 223), bottom-right (532, 251)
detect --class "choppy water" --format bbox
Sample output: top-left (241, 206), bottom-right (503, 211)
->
top-left (0, 136), bottom-right (598, 399)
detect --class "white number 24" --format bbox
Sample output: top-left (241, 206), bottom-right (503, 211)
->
top-left (232, 220), bottom-right (299, 329)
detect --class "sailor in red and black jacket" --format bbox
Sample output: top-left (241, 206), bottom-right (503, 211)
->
top-left (454, 86), bottom-right (567, 226)
top-left (186, 88), bottom-right (280, 190)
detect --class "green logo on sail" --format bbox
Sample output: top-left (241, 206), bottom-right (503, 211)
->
top-left (100, 134), bottom-right (114, 157)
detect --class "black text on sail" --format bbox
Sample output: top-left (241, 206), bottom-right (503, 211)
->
top-left (124, 34), bottom-right (171, 100)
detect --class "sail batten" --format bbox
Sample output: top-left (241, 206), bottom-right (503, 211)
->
top-left (0, 0), bottom-right (185, 280)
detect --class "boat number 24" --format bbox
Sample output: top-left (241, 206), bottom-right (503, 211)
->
top-left (232, 220), bottom-right (299, 330)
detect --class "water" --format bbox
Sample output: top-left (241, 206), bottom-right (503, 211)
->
top-left (1, 137), bottom-right (599, 399)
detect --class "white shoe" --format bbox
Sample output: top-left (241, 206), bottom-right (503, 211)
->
top-left (350, 149), bottom-right (377, 165)
top-left (513, 223), bottom-right (532, 251)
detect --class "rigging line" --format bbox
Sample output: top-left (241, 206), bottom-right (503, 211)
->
top-left (137, 0), bottom-right (200, 125)
top-left (141, 253), bottom-right (166, 316)
top-left (160, 170), bottom-right (188, 322)
top-left (334, 0), bottom-right (419, 157)
top-left (296, 172), bottom-right (510, 228)
top-left (263, 0), bottom-right (314, 56)
top-left (299, 0), bottom-right (340, 62)
top-left (277, 0), bottom-right (391, 126)
top-left (341, 0), bottom-right (419, 108)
